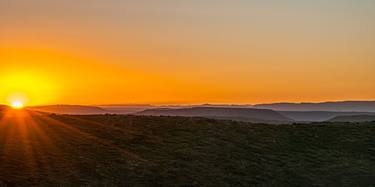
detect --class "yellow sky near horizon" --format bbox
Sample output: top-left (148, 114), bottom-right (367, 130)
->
top-left (0, 1), bottom-right (374, 106)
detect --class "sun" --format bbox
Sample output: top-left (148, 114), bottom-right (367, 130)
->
top-left (11, 101), bottom-right (24, 109)
top-left (1, 69), bottom-right (59, 106)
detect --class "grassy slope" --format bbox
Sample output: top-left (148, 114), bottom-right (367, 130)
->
top-left (1, 112), bottom-right (375, 186)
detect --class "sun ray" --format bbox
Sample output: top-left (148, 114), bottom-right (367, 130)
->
top-left (0, 109), bottom-right (67, 181)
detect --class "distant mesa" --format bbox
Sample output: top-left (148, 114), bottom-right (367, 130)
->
top-left (135, 107), bottom-right (293, 124)
top-left (98, 105), bottom-right (156, 114)
top-left (328, 115), bottom-right (375, 123)
top-left (255, 101), bottom-right (375, 112)
top-left (280, 111), bottom-right (375, 122)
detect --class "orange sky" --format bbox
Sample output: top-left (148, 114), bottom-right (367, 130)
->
top-left (1, 1), bottom-right (374, 106)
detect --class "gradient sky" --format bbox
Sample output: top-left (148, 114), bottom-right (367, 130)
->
top-left (1, 0), bottom-right (375, 105)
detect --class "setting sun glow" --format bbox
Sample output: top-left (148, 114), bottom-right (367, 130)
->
top-left (11, 101), bottom-right (24, 109)
top-left (0, 0), bottom-right (374, 105)
top-left (0, 67), bottom-right (59, 106)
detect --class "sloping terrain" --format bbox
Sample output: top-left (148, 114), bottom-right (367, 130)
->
top-left (136, 107), bottom-right (293, 124)
top-left (0, 109), bottom-right (375, 186)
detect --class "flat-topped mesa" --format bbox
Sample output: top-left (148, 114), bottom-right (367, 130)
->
top-left (328, 115), bottom-right (375, 123)
top-left (255, 101), bottom-right (375, 112)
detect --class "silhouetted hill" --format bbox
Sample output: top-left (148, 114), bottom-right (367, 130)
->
top-left (255, 101), bottom-right (375, 112)
top-left (29, 105), bottom-right (108, 114)
top-left (328, 115), bottom-right (375, 122)
top-left (280, 111), bottom-right (375, 122)
top-left (98, 105), bottom-right (156, 114)
top-left (1, 111), bottom-right (374, 186)
top-left (136, 107), bottom-right (293, 124)
top-left (198, 104), bottom-right (253, 108)
top-left (0, 105), bottom-right (9, 113)
top-left (0, 105), bottom-right (8, 110)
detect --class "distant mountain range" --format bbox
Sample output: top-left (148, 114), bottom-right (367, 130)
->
top-left (136, 107), bottom-right (293, 124)
top-left (7, 100), bottom-right (373, 123)
top-left (255, 101), bottom-right (375, 112)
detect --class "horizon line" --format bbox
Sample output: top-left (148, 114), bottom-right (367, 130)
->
top-left (2, 99), bottom-right (374, 108)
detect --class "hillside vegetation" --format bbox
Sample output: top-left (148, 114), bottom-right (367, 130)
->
top-left (0, 110), bottom-right (374, 186)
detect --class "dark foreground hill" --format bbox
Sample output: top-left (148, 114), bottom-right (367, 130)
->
top-left (136, 107), bottom-right (293, 124)
top-left (0, 109), bottom-right (375, 186)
